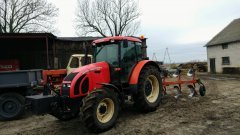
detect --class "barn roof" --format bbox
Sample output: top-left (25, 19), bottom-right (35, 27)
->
top-left (206, 18), bottom-right (240, 47)
top-left (0, 33), bottom-right (56, 39)
top-left (57, 37), bottom-right (101, 42)
top-left (0, 33), bottom-right (102, 41)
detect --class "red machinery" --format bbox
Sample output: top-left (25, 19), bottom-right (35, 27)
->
top-left (27, 36), bottom-right (163, 133)
top-left (42, 69), bottom-right (67, 87)
top-left (0, 60), bottom-right (20, 71)
top-left (162, 68), bottom-right (206, 98)
top-left (26, 36), bottom-right (206, 133)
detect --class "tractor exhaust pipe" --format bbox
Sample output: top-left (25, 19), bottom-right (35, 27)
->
top-left (140, 37), bottom-right (148, 60)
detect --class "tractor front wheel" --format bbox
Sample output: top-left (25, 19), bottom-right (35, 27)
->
top-left (133, 66), bottom-right (162, 112)
top-left (81, 88), bottom-right (119, 133)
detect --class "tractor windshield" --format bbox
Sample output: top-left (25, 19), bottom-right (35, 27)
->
top-left (94, 43), bottom-right (119, 66)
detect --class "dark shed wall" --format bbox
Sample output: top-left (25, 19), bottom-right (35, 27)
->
top-left (0, 34), bottom-right (103, 70)
top-left (0, 38), bottom-right (49, 69)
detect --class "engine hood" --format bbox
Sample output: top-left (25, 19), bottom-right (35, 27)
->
top-left (62, 61), bottom-right (111, 98)
top-left (72, 61), bottom-right (108, 74)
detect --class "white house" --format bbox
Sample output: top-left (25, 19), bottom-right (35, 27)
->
top-left (206, 18), bottom-right (240, 74)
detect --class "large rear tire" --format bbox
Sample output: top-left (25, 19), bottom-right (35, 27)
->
top-left (0, 92), bottom-right (25, 120)
top-left (133, 65), bottom-right (162, 112)
top-left (81, 88), bottom-right (119, 133)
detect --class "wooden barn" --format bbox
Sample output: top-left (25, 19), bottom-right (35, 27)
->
top-left (0, 33), bottom-right (100, 70)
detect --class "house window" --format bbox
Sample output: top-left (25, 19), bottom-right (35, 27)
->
top-left (222, 44), bottom-right (228, 49)
top-left (222, 57), bottom-right (230, 65)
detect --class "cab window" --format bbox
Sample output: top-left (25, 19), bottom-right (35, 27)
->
top-left (121, 41), bottom-right (136, 62)
top-left (70, 57), bottom-right (79, 68)
top-left (120, 41), bottom-right (137, 82)
top-left (136, 42), bottom-right (142, 61)
top-left (95, 44), bottom-right (119, 66)
top-left (81, 56), bottom-right (92, 66)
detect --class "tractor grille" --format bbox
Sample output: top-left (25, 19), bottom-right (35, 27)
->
top-left (62, 87), bottom-right (70, 96)
top-left (81, 77), bottom-right (89, 94)
top-left (74, 74), bottom-right (86, 95)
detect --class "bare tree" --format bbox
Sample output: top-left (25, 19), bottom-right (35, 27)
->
top-left (0, 0), bottom-right (58, 33)
top-left (75, 0), bottom-right (140, 37)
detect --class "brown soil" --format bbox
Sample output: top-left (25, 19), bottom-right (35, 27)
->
top-left (1, 73), bottom-right (240, 135)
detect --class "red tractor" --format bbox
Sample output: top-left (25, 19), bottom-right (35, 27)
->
top-left (27, 36), bottom-right (162, 133)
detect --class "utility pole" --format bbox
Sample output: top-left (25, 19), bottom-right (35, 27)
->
top-left (152, 53), bottom-right (158, 61)
top-left (163, 47), bottom-right (171, 64)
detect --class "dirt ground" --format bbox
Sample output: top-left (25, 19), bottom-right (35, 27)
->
top-left (1, 73), bottom-right (240, 135)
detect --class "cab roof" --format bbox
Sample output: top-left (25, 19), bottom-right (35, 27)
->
top-left (92, 36), bottom-right (142, 44)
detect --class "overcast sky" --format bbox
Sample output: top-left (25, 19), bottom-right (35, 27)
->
top-left (49, 0), bottom-right (240, 63)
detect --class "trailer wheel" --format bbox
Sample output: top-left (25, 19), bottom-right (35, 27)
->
top-left (133, 65), bottom-right (162, 112)
top-left (81, 88), bottom-right (119, 133)
top-left (0, 93), bottom-right (25, 120)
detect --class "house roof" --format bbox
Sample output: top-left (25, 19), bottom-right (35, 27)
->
top-left (206, 18), bottom-right (240, 47)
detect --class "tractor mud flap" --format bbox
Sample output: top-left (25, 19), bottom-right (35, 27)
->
top-left (26, 95), bottom-right (58, 115)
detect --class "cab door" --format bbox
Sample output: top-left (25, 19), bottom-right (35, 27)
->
top-left (120, 41), bottom-right (137, 83)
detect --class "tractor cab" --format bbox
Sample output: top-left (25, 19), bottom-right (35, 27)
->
top-left (92, 36), bottom-right (144, 84)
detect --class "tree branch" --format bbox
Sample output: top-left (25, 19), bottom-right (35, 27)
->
top-left (75, 0), bottom-right (140, 37)
top-left (0, 0), bottom-right (58, 33)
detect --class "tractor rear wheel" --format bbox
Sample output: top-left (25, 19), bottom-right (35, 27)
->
top-left (81, 88), bottom-right (119, 133)
top-left (133, 66), bottom-right (162, 112)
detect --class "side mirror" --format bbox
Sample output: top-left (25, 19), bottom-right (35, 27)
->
top-left (123, 40), bottom-right (128, 48)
